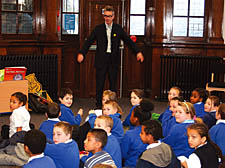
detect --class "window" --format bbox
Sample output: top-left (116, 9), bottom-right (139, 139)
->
top-left (129, 0), bottom-right (146, 35)
top-left (172, 0), bottom-right (205, 37)
top-left (1, 0), bottom-right (33, 34)
top-left (62, 0), bottom-right (79, 35)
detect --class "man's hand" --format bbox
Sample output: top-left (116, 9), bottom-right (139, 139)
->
top-left (77, 53), bottom-right (84, 63)
top-left (136, 52), bottom-right (144, 62)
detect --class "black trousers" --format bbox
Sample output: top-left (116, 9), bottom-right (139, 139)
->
top-left (95, 53), bottom-right (118, 107)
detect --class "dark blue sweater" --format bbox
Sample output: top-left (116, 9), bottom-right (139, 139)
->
top-left (23, 155), bottom-right (56, 168)
top-left (202, 111), bottom-right (216, 129)
top-left (161, 108), bottom-right (176, 137)
top-left (194, 102), bottom-right (207, 118)
top-left (39, 119), bottom-right (59, 141)
top-left (123, 105), bottom-right (138, 130)
top-left (59, 104), bottom-right (81, 125)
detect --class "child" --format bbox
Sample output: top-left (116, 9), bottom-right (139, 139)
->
top-left (44, 121), bottom-right (80, 168)
top-left (58, 88), bottom-right (83, 125)
top-left (180, 123), bottom-right (223, 168)
top-left (121, 99), bottom-right (154, 167)
top-left (190, 88), bottom-right (208, 118)
top-left (23, 129), bottom-right (56, 168)
top-left (203, 95), bottom-right (220, 129)
top-left (9, 92), bottom-right (30, 138)
top-left (161, 102), bottom-right (195, 157)
top-left (94, 115), bottom-right (122, 168)
top-left (162, 97), bottom-right (181, 137)
top-left (83, 129), bottom-right (116, 168)
top-left (159, 86), bottom-right (182, 123)
top-left (123, 89), bottom-right (144, 129)
top-left (137, 120), bottom-right (181, 168)
top-left (209, 103), bottom-right (225, 155)
top-left (39, 102), bottom-right (60, 141)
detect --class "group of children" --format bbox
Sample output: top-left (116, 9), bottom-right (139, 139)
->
top-left (0, 86), bottom-right (225, 168)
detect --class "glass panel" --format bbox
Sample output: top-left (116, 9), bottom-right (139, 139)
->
top-left (130, 16), bottom-right (145, 35)
top-left (173, 0), bottom-right (188, 16)
top-left (18, 13), bottom-right (32, 34)
top-left (63, 0), bottom-right (79, 12)
top-left (189, 17), bottom-right (204, 37)
top-left (172, 17), bottom-right (187, 36)
top-left (1, 0), bottom-right (16, 10)
top-left (190, 0), bottom-right (205, 16)
top-left (18, 0), bottom-right (33, 11)
top-left (1, 12), bottom-right (17, 34)
top-left (62, 14), bottom-right (79, 34)
top-left (130, 0), bottom-right (146, 14)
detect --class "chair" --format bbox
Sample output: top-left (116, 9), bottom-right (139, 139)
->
top-left (206, 61), bottom-right (225, 94)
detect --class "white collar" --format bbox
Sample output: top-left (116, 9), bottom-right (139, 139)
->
top-left (28, 153), bottom-right (44, 163)
top-left (48, 118), bottom-right (60, 121)
top-left (107, 133), bottom-right (112, 136)
top-left (195, 102), bottom-right (202, 105)
top-left (146, 141), bottom-right (161, 150)
top-left (216, 119), bottom-right (225, 125)
top-left (64, 139), bottom-right (72, 143)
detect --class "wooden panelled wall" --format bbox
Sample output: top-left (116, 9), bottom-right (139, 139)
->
top-left (0, 0), bottom-right (225, 99)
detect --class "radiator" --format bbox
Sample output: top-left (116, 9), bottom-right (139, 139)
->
top-left (159, 55), bottom-right (223, 101)
top-left (0, 55), bottom-right (58, 101)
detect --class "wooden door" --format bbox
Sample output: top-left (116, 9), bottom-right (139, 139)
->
top-left (79, 0), bottom-right (122, 98)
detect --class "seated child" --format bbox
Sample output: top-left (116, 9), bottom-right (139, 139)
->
top-left (83, 129), bottom-right (116, 168)
top-left (121, 99), bottom-right (154, 167)
top-left (161, 102), bottom-right (195, 157)
top-left (162, 97), bottom-right (181, 137)
top-left (210, 103), bottom-right (225, 155)
top-left (137, 120), bottom-right (181, 168)
top-left (203, 96), bottom-right (220, 129)
top-left (190, 88), bottom-right (208, 118)
top-left (9, 92), bottom-right (30, 138)
top-left (89, 100), bottom-right (124, 143)
top-left (94, 115), bottom-right (122, 168)
top-left (123, 89), bottom-right (144, 129)
top-left (58, 88), bottom-right (83, 125)
top-left (180, 123), bottom-right (223, 168)
top-left (44, 121), bottom-right (80, 168)
top-left (39, 102), bottom-right (61, 141)
top-left (159, 86), bottom-right (182, 122)
top-left (23, 129), bottom-right (56, 168)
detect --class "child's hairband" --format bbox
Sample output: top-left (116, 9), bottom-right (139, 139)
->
top-left (183, 102), bottom-right (190, 113)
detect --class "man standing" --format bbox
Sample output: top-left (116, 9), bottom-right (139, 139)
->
top-left (77, 5), bottom-right (144, 108)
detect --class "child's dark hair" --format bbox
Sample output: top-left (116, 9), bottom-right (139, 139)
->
top-left (131, 89), bottom-right (145, 99)
top-left (218, 103), bottom-right (225, 119)
top-left (142, 120), bottom-right (163, 141)
top-left (11, 92), bottom-right (27, 106)
top-left (194, 88), bottom-right (208, 103)
top-left (47, 102), bottom-right (60, 118)
top-left (171, 96), bottom-right (184, 102)
top-left (24, 129), bottom-right (46, 154)
top-left (207, 96), bottom-right (220, 107)
top-left (188, 123), bottom-right (223, 164)
top-left (133, 99), bottom-right (154, 124)
top-left (58, 88), bottom-right (73, 99)
top-left (89, 128), bottom-right (108, 148)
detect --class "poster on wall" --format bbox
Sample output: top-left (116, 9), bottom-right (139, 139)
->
top-left (64, 14), bottom-right (75, 30)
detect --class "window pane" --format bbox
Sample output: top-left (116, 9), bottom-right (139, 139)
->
top-left (18, 0), bottom-right (33, 11)
top-left (130, 0), bottom-right (146, 14)
top-left (173, 0), bottom-right (188, 16)
top-left (63, 0), bottom-right (79, 12)
top-left (130, 16), bottom-right (145, 35)
top-left (18, 13), bottom-right (32, 34)
top-left (173, 17), bottom-right (187, 36)
top-left (2, 0), bottom-right (16, 10)
top-left (62, 14), bottom-right (79, 34)
top-left (190, 0), bottom-right (205, 16)
top-left (1, 12), bottom-right (17, 34)
top-left (189, 18), bottom-right (204, 37)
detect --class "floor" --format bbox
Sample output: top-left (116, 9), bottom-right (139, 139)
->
top-left (0, 97), bottom-right (167, 168)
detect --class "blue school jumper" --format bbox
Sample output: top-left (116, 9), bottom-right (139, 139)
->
top-left (39, 118), bottom-right (59, 141)
top-left (45, 139), bottom-right (79, 168)
top-left (59, 104), bottom-right (81, 125)
top-left (158, 106), bottom-right (170, 123)
top-left (161, 109), bottom-right (176, 137)
top-left (202, 111), bottom-right (216, 129)
top-left (161, 120), bottom-right (194, 157)
top-left (121, 125), bottom-right (148, 167)
top-left (209, 120), bottom-right (225, 155)
top-left (23, 155), bottom-right (56, 168)
top-left (123, 105), bottom-right (138, 130)
top-left (194, 102), bottom-right (207, 118)
top-left (89, 113), bottom-right (124, 143)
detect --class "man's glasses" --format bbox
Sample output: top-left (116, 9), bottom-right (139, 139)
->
top-left (103, 14), bottom-right (113, 18)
